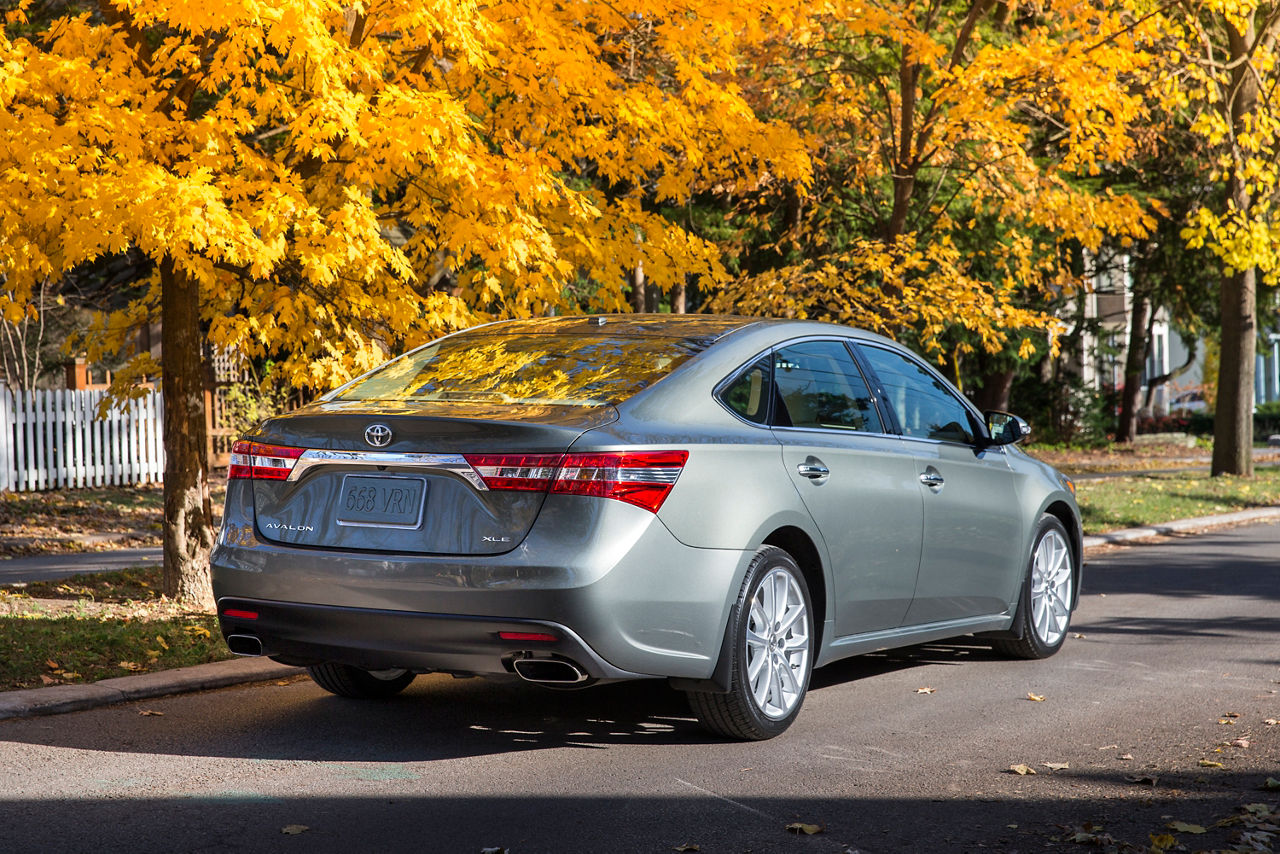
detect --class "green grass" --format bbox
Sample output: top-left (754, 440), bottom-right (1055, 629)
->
top-left (0, 566), bottom-right (231, 691)
top-left (1075, 468), bottom-right (1280, 534)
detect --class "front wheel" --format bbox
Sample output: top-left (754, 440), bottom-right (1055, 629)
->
top-left (307, 663), bottom-right (416, 698)
top-left (687, 546), bottom-right (814, 740)
top-left (992, 515), bottom-right (1075, 660)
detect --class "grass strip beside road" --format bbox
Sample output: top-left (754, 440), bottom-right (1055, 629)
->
top-left (0, 467), bottom-right (1277, 693)
top-left (1075, 468), bottom-right (1280, 535)
top-left (0, 567), bottom-right (231, 691)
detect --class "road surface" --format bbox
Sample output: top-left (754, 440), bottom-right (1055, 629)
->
top-left (2, 523), bottom-right (1277, 853)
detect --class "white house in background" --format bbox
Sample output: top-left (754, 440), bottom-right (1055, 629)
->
top-left (1076, 252), bottom-right (1280, 413)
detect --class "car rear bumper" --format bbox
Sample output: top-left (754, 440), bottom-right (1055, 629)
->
top-left (216, 597), bottom-right (648, 680)
top-left (211, 490), bottom-right (753, 679)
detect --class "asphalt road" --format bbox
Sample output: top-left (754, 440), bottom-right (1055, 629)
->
top-left (2, 524), bottom-right (1278, 853)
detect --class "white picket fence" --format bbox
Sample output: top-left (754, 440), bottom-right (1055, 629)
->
top-left (0, 387), bottom-right (164, 491)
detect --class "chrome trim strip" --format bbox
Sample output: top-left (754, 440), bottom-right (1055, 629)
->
top-left (288, 450), bottom-right (488, 490)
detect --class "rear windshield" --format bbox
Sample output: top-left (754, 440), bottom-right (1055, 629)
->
top-left (331, 333), bottom-right (708, 407)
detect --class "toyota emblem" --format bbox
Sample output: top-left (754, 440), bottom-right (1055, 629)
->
top-left (364, 423), bottom-right (393, 447)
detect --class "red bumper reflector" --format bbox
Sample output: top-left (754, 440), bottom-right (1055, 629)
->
top-left (498, 631), bottom-right (558, 642)
top-left (222, 609), bottom-right (259, 620)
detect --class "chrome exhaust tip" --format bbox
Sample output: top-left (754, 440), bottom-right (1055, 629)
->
top-left (511, 657), bottom-right (589, 685)
top-left (226, 634), bottom-right (263, 656)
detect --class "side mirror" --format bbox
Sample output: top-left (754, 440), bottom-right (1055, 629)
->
top-left (984, 411), bottom-right (1031, 446)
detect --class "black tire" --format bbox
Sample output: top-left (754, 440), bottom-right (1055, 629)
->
top-left (992, 515), bottom-right (1075, 660)
top-left (307, 663), bottom-right (416, 698)
top-left (686, 546), bottom-right (814, 740)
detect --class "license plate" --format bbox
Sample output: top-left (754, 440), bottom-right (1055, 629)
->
top-left (336, 475), bottom-right (427, 529)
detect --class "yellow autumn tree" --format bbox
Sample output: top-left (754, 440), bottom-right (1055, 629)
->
top-left (710, 0), bottom-right (1161, 382)
top-left (0, 0), bottom-right (810, 606)
top-left (1161, 0), bottom-right (1280, 475)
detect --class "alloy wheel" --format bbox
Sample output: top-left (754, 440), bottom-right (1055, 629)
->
top-left (744, 566), bottom-right (811, 719)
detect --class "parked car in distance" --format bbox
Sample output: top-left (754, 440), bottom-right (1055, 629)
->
top-left (212, 315), bottom-right (1082, 740)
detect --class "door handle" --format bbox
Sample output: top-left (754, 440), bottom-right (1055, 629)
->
top-left (919, 470), bottom-right (944, 489)
top-left (797, 462), bottom-right (830, 480)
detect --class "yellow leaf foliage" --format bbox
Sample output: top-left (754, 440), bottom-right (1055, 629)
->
top-left (0, 0), bottom-right (810, 389)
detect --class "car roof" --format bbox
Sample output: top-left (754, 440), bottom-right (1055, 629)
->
top-left (466, 314), bottom-right (767, 341)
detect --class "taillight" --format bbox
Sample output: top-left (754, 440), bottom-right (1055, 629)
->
top-left (229, 441), bottom-right (304, 480)
top-left (463, 450), bottom-right (688, 512)
top-left (465, 454), bottom-right (564, 491)
top-left (553, 451), bottom-right (688, 512)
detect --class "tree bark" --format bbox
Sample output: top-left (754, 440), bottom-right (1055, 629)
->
top-left (1212, 20), bottom-right (1259, 476)
top-left (1115, 294), bottom-right (1151, 443)
top-left (161, 257), bottom-right (216, 609)
top-left (1212, 266), bottom-right (1256, 475)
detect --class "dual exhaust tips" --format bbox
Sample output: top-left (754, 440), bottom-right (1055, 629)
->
top-left (227, 634), bottom-right (590, 686)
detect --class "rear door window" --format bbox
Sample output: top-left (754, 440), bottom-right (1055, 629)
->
top-left (772, 341), bottom-right (883, 433)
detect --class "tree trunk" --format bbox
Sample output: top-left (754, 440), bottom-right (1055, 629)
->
top-left (1212, 266), bottom-right (1255, 475)
top-left (971, 368), bottom-right (1015, 414)
top-left (1115, 294), bottom-right (1151, 443)
top-left (630, 260), bottom-right (645, 313)
top-left (161, 257), bottom-right (216, 609)
top-left (1212, 20), bottom-right (1259, 476)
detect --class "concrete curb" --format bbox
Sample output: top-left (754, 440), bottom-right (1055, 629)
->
top-left (1082, 506), bottom-right (1280, 550)
top-left (2, 507), bottom-right (1278, 723)
top-left (0, 658), bottom-right (303, 721)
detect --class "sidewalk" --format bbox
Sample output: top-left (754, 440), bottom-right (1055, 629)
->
top-left (2, 506), bottom-right (1279, 722)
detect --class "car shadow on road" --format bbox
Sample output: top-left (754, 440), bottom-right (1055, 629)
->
top-left (0, 640), bottom-right (1005, 763)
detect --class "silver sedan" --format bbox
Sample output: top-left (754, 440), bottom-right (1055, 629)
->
top-left (212, 315), bottom-right (1081, 739)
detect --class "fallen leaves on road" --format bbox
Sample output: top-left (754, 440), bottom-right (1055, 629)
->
top-left (1125, 773), bottom-right (1159, 786)
top-left (1230, 738), bottom-right (1250, 748)
top-left (673, 844), bottom-right (700, 852)
top-left (1198, 759), bottom-right (1225, 768)
top-left (1266, 718), bottom-right (1278, 726)
top-left (1262, 778), bottom-right (1280, 791)
top-left (1166, 821), bottom-right (1207, 834)
top-left (915, 687), bottom-right (936, 694)
top-left (281, 826), bottom-right (308, 836)
top-left (1119, 753), bottom-right (1134, 761)
top-left (1041, 762), bottom-right (1070, 771)
top-left (1221, 711), bottom-right (1240, 718)
top-left (1008, 764), bottom-right (1037, 775)
top-left (138, 710), bottom-right (164, 716)
top-left (785, 823), bottom-right (823, 835)
top-left (1072, 633), bottom-right (1086, 639)
top-left (1027, 693), bottom-right (1046, 702)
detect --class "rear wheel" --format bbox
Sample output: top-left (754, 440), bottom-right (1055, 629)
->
top-left (992, 515), bottom-right (1074, 660)
top-left (307, 663), bottom-right (416, 698)
top-left (687, 546), bottom-right (813, 740)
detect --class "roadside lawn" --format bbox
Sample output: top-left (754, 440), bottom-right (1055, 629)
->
top-left (0, 444), bottom-right (1277, 692)
top-left (0, 567), bottom-right (231, 691)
